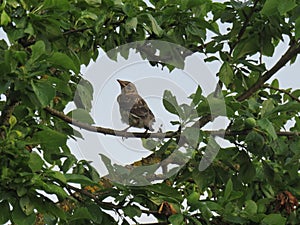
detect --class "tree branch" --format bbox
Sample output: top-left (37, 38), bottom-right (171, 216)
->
top-left (63, 27), bottom-right (91, 35)
top-left (0, 92), bottom-right (20, 139)
top-left (44, 106), bottom-right (178, 139)
top-left (44, 106), bottom-right (300, 139)
top-left (229, 0), bottom-right (260, 53)
top-left (66, 184), bottom-right (160, 216)
top-left (263, 84), bottom-right (300, 103)
top-left (237, 41), bottom-right (300, 101)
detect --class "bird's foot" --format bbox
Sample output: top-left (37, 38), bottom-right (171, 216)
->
top-left (121, 126), bottom-right (131, 140)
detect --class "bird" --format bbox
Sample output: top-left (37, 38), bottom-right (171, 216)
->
top-left (117, 79), bottom-right (155, 133)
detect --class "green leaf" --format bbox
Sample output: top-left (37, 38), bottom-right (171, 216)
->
top-left (67, 108), bottom-right (94, 124)
top-left (295, 17), bottom-right (300, 39)
top-left (0, 201), bottom-right (10, 224)
top-left (261, 214), bottom-right (286, 225)
top-left (70, 207), bottom-right (94, 221)
top-left (48, 52), bottom-right (79, 74)
top-left (245, 131), bottom-right (265, 154)
top-left (19, 196), bottom-right (34, 216)
top-left (48, 171), bottom-right (67, 184)
top-left (87, 204), bottom-right (103, 223)
top-left (261, 99), bottom-right (274, 117)
top-left (207, 94), bottom-right (227, 116)
top-left (62, 157), bottom-right (77, 173)
top-left (261, 39), bottom-right (274, 56)
top-left (219, 62), bottom-right (234, 86)
top-left (9, 115), bottom-right (17, 127)
top-left (238, 152), bottom-right (256, 183)
top-left (1, 10), bottom-right (11, 26)
top-left (224, 179), bottom-right (233, 200)
top-left (33, 128), bottom-right (67, 149)
top-left (204, 56), bottom-right (219, 62)
top-left (233, 37), bottom-right (259, 59)
top-left (278, 0), bottom-right (296, 15)
top-left (43, 0), bottom-right (70, 10)
top-left (146, 183), bottom-right (182, 202)
top-left (192, 85), bottom-right (203, 105)
top-left (257, 118), bottom-right (277, 140)
top-left (187, 192), bottom-right (200, 210)
top-left (163, 90), bottom-right (182, 117)
top-left (244, 200), bottom-right (257, 215)
top-left (269, 101), bottom-right (300, 115)
top-left (147, 14), bottom-right (163, 36)
top-left (37, 181), bottom-right (68, 199)
top-left (168, 214), bottom-right (184, 225)
top-left (261, 0), bottom-right (278, 16)
top-left (205, 201), bottom-right (223, 213)
top-left (123, 205), bottom-right (142, 218)
top-left (75, 80), bottom-right (94, 111)
top-left (270, 79), bottom-right (279, 89)
top-left (125, 17), bottom-right (138, 31)
top-left (31, 196), bottom-right (66, 220)
top-left (142, 138), bottom-right (159, 151)
top-left (65, 174), bottom-right (96, 186)
top-left (183, 127), bottom-right (201, 148)
top-left (28, 152), bottom-right (44, 172)
top-left (31, 80), bottom-right (55, 107)
top-left (30, 40), bottom-right (45, 63)
top-left (12, 203), bottom-right (36, 225)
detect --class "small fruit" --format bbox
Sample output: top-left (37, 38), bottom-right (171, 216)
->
top-left (245, 117), bottom-right (257, 129)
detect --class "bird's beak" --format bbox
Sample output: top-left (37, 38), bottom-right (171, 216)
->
top-left (117, 79), bottom-right (126, 87)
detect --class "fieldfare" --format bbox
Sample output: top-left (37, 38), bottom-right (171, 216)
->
top-left (117, 79), bottom-right (155, 132)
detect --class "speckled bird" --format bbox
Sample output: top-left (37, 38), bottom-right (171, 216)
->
top-left (117, 79), bottom-right (155, 132)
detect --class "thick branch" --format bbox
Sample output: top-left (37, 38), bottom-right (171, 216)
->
top-left (193, 42), bottom-right (300, 133)
top-left (237, 42), bottom-right (300, 101)
top-left (44, 106), bottom-right (177, 139)
top-left (44, 106), bottom-right (299, 139)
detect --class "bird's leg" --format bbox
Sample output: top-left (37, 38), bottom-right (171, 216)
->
top-left (121, 126), bottom-right (131, 133)
top-left (121, 126), bottom-right (131, 140)
top-left (143, 128), bottom-right (150, 138)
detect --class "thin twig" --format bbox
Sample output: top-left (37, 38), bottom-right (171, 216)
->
top-left (63, 27), bottom-right (92, 35)
top-left (66, 184), bottom-right (160, 215)
top-left (230, 0), bottom-right (260, 53)
top-left (263, 84), bottom-right (300, 103)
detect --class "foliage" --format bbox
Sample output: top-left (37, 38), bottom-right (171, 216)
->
top-left (0, 0), bottom-right (300, 224)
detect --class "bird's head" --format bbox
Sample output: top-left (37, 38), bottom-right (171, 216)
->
top-left (117, 79), bottom-right (138, 94)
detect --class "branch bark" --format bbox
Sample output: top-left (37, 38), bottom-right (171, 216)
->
top-left (193, 41), bottom-right (300, 130)
top-left (44, 106), bottom-right (177, 139)
top-left (44, 106), bottom-right (300, 138)
top-left (237, 41), bottom-right (300, 101)
top-left (264, 84), bottom-right (300, 103)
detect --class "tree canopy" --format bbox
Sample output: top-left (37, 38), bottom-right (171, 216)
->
top-left (0, 0), bottom-right (300, 224)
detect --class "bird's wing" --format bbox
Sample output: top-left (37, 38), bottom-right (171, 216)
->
top-left (131, 97), bottom-right (155, 121)
top-left (117, 94), bottom-right (135, 110)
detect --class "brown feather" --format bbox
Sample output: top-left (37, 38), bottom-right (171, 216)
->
top-left (117, 80), bottom-right (155, 131)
